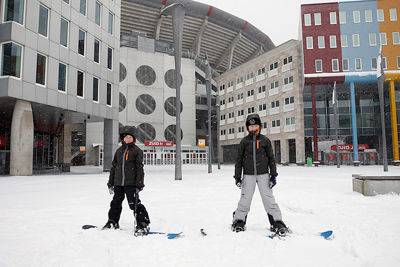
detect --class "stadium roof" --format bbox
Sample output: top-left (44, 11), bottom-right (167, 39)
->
top-left (121, 0), bottom-right (275, 73)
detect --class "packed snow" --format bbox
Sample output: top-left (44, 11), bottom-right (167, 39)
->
top-left (1, 164), bottom-right (400, 267)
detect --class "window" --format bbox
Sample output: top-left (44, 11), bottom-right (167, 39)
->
top-left (259, 104), bottom-right (267, 111)
top-left (283, 56), bottom-right (292, 65)
top-left (306, 36), bottom-right (313, 49)
top-left (258, 85), bottom-right (266, 93)
top-left (238, 126), bottom-right (245, 133)
top-left (38, 5), bottom-right (49, 37)
top-left (352, 34), bottom-right (360, 47)
top-left (284, 76), bottom-right (294, 84)
top-left (228, 96), bottom-right (234, 103)
top-left (220, 114), bottom-right (225, 120)
top-left (237, 77), bottom-right (243, 84)
top-left (228, 111), bottom-right (234, 119)
top-left (332, 59), bottom-right (339, 72)
top-left (220, 130), bottom-right (226, 136)
top-left (369, 33), bottom-right (377, 46)
top-left (318, 36), bottom-right (325, 48)
top-left (341, 35), bottom-right (348, 47)
top-left (365, 10), bottom-right (373, 22)
top-left (246, 72), bottom-right (254, 80)
top-left (238, 110), bottom-right (244, 116)
top-left (1, 42), bottom-right (22, 78)
top-left (271, 100), bottom-right (279, 108)
top-left (237, 93), bottom-right (243, 100)
top-left (77, 70), bottom-right (84, 97)
top-left (219, 84), bottom-right (225, 91)
top-left (94, 39), bottom-right (100, 63)
top-left (107, 83), bottom-right (112, 106)
top-left (315, 59), bottom-right (322, 72)
top-left (60, 18), bottom-right (69, 47)
top-left (93, 77), bottom-right (99, 102)
top-left (390, 8), bottom-right (397, 21)
top-left (330, 35), bottom-right (337, 48)
top-left (4, 0), bottom-right (24, 24)
top-left (78, 29), bottom-right (85, 56)
top-left (228, 81), bottom-right (233, 87)
top-left (220, 99), bottom-right (225, 105)
top-left (380, 33), bottom-right (387, 45)
top-left (377, 9), bottom-right (384, 21)
top-left (330, 12), bottom-right (337, 24)
top-left (108, 12), bottom-right (114, 34)
top-left (80, 0), bottom-right (86, 15)
top-left (286, 117), bottom-right (295, 125)
top-left (257, 67), bottom-right (266, 75)
top-left (343, 58), bottom-right (349, 71)
top-left (247, 107), bottom-right (255, 114)
top-left (270, 81), bottom-right (279, 89)
top-left (36, 53), bottom-right (46, 85)
top-left (355, 58), bottom-right (362, 70)
top-left (262, 122), bottom-right (267, 129)
top-left (304, 14), bottom-right (311, 26)
top-left (94, 1), bottom-right (102, 26)
top-left (229, 128), bottom-right (235, 134)
top-left (339, 11), bottom-right (346, 24)
top-left (63, 0), bottom-right (69, 3)
top-left (269, 62), bottom-right (278, 70)
top-left (397, 56), bottom-right (400, 69)
top-left (382, 57), bottom-right (387, 69)
top-left (314, 13), bottom-right (321, 25)
top-left (371, 57), bottom-right (377, 70)
top-left (393, 32), bottom-right (400, 45)
top-left (285, 96), bottom-right (294, 105)
top-left (107, 47), bottom-right (113, 70)
top-left (247, 89), bottom-right (254, 96)
top-left (58, 63), bottom-right (67, 92)
top-left (353, 11), bottom-right (360, 23)
top-left (272, 120), bottom-right (280, 127)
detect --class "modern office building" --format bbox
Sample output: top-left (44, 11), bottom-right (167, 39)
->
top-left (0, 0), bottom-right (120, 175)
top-left (216, 40), bottom-right (305, 165)
top-left (300, 0), bottom-right (400, 164)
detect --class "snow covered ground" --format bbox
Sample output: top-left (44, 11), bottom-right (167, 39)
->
top-left (1, 164), bottom-right (400, 267)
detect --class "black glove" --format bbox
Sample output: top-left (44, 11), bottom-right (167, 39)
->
top-left (234, 176), bottom-right (242, 188)
top-left (107, 183), bottom-right (114, 194)
top-left (269, 176), bottom-right (276, 189)
top-left (137, 186), bottom-right (143, 192)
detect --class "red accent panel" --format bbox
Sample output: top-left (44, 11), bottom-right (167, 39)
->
top-left (241, 21), bottom-right (248, 31)
top-left (301, 3), bottom-right (342, 76)
top-left (162, 0), bottom-right (167, 5)
top-left (206, 6), bottom-right (213, 17)
top-left (304, 76), bottom-right (345, 86)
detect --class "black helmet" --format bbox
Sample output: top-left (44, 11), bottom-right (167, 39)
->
top-left (120, 126), bottom-right (136, 141)
top-left (245, 114), bottom-right (261, 129)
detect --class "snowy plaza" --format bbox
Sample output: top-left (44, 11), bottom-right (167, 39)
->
top-left (1, 164), bottom-right (399, 267)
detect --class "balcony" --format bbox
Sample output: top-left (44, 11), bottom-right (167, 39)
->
top-left (246, 95), bottom-right (254, 103)
top-left (282, 83), bottom-right (294, 92)
top-left (220, 135), bottom-right (226, 141)
top-left (268, 69), bottom-right (278, 77)
top-left (220, 120), bottom-right (225, 126)
top-left (269, 88), bottom-right (279, 96)
top-left (257, 92), bottom-right (266, 99)
top-left (270, 107), bottom-right (279, 115)
top-left (228, 134), bottom-right (235, 140)
top-left (236, 99), bottom-right (243, 105)
top-left (227, 102), bottom-right (234, 108)
top-left (220, 104), bottom-right (225, 111)
top-left (236, 115), bottom-right (244, 122)
top-left (261, 129), bottom-right (267, 135)
top-left (227, 118), bottom-right (234, 124)
top-left (259, 110), bottom-right (267, 117)
top-left (256, 73), bottom-right (266, 82)
top-left (237, 132), bottom-right (245, 138)
top-left (282, 62), bottom-right (293, 72)
top-left (283, 103), bottom-right (295, 112)
top-left (236, 82), bottom-right (243, 89)
top-left (219, 89), bottom-right (225, 95)
top-left (270, 127), bottom-right (280, 134)
top-left (284, 124), bottom-right (296, 132)
top-left (245, 79), bottom-right (253, 86)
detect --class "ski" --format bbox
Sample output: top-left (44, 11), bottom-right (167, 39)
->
top-left (268, 230), bottom-right (334, 240)
top-left (200, 228), bottom-right (207, 236)
top-left (82, 224), bottom-right (99, 230)
top-left (82, 225), bottom-right (182, 239)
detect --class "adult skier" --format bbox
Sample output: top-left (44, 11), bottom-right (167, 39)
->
top-left (232, 114), bottom-right (288, 235)
top-left (103, 126), bottom-right (150, 236)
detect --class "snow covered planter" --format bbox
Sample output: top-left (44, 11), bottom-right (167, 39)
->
top-left (352, 174), bottom-right (400, 196)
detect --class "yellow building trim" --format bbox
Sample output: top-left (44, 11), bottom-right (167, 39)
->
top-left (389, 80), bottom-right (399, 161)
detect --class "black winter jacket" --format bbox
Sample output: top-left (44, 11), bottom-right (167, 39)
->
top-left (234, 133), bottom-right (278, 179)
top-left (107, 142), bottom-right (144, 187)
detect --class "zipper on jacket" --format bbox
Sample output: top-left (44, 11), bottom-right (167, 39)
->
top-left (122, 147), bottom-right (128, 186)
top-left (253, 135), bottom-right (257, 175)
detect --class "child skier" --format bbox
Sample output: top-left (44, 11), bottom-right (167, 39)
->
top-left (103, 126), bottom-right (150, 236)
top-left (232, 114), bottom-right (288, 235)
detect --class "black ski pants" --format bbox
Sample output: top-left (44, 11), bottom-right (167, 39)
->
top-left (108, 186), bottom-right (150, 226)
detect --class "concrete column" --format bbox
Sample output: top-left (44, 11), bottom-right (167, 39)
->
top-left (296, 136), bottom-right (305, 165)
top-left (61, 112), bottom-right (72, 172)
top-left (103, 119), bottom-right (119, 172)
top-left (10, 100), bottom-right (34, 176)
top-left (389, 80), bottom-right (399, 163)
top-left (280, 139), bottom-right (289, 165)
top-left (311, 84), bottom-right (319, 162)
top-left (350, 82), bottom-right (359, 164)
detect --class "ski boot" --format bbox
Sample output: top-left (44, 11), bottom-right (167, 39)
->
top-left (102, 220), bottom-right (119, 230)
top-left (270, 221), bottom-right (288, 237)
top-left (231, 220), bottom-right (246, 232)
top-left (134, 222), bottom-right (150, 237)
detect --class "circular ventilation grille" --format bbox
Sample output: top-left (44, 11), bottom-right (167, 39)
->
top-left (136, 123), bottom-right (156, 143)
top-left (164, 69), bottom-right (183, 89)
top-left (164, 97), bottom-right (183, 117)
top-left (164, 124), bottom-right (183, 143)
top-left (119, 63), bottom-right (127, 82)
top-left (136, 94), bottom-right (156, 115)
top-left (119, 92), bottom-right (127, 112)
top-left (136, 65), bottom-right (156, 86)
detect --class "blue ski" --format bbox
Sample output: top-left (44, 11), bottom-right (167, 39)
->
top-left (268, 230), bottom-right (334, 240)
top-left (148, 231), bottom-right (183, 239)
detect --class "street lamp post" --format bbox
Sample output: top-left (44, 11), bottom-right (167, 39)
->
top-left (205, 58), bottom-right (213, 173)
top-left (377, 47), bottom-right (388, 172)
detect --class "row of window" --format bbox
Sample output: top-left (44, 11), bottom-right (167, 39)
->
top-left (221, 97), bottom-right (295, 120)
top-left (304, 8), bottom-right (398, 26)
top-left (306, 32), bottom-right (400, 49)
top-left (219, 56), bottom-right (293, 91)
top-left (313, 56), bottom-right (400, 73)
top-left (220, 76), bottom-right (294, 94)
top-left (3, 0), bottom-right (114, 35)
top-left (220, 117), bottom-right (295, 135)
top-left (1, 42), bottom-right (112, 105)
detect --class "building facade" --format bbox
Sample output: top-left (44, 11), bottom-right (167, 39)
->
top-left (0, 0), bottom-right (120, 175)
top-left (300, 0), bottom-right (400, 164)
top-left (216, 40), bottom-right (305, 165)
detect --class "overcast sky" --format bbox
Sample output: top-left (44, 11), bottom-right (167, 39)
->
top-left (195, 0), bottom-right (356, 46)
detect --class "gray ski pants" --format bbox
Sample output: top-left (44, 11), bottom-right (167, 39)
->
top-left (233, 174), bottom-right (282, 223)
